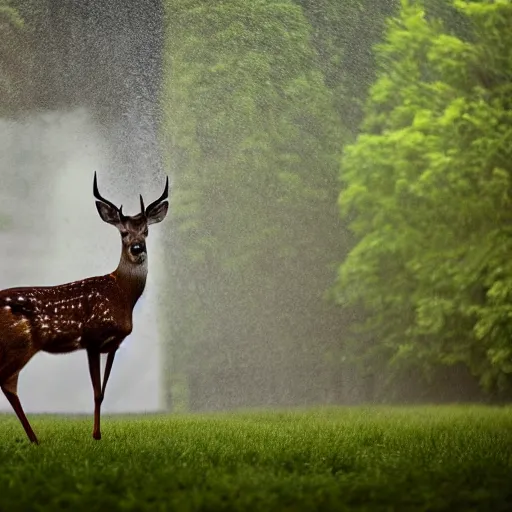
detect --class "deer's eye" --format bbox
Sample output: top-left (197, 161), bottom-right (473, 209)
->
top-left (144, 230), bottom-right (148, 237)
top-left (121, 232), bottom-right (129, 238)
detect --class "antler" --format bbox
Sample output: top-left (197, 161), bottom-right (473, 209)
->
top-left (93, 172), bottom-right (126, 220)
top-left (145, 176), bottom-right (169, 216)
top-left (94, 172), bottom-right (168, 219)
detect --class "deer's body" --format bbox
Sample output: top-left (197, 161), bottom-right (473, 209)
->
top-left (0, 273), bottom-right (136, 358)
top-left (0, 173), bottom-right (168, 444)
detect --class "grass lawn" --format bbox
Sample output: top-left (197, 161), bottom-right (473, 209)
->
top-left (0, 405), bottom-right (511, 511)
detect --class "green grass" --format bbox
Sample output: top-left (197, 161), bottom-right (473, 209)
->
top-left (0, 406), bottom-right (511, 511)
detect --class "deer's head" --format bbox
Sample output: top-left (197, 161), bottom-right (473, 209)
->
top-left (93, 172), bottom-right (169, 265)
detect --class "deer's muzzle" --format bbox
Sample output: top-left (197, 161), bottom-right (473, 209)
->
top-left (130, 243), bottom-right (146, 256)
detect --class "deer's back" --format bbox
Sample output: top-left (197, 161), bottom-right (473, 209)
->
top-left (0, 274), bottom-right (133, 355)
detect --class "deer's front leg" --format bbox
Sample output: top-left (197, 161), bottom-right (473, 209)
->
top-left (101, 349), bottom-right (117, 401)
top-left (86, 348), bottom-right (103, 440)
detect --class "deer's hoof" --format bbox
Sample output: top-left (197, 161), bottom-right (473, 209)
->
top-left (93, 432), bottom-right (102, 441)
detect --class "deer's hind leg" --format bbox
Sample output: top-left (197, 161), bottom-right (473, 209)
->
top-left (1, 372), bottom-right (39, 444)
top-left (0, 316), bottom-right (39, 444)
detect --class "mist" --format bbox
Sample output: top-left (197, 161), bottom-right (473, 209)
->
top-left (1, 0), bottom-right (507, 418)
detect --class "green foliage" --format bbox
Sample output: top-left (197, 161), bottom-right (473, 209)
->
top-left (335, 0), bottom-right (512, 394)
top-left (1, 407), bottom-right (512, 510)
top-left (161, 0), bottom-right (345, 408)
top-left (0, 1), bottom-right (23, 27)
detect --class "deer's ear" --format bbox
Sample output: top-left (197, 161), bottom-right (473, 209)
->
top-left (96, 201), bottom-right (121, 226)
top-left (146, 201), bottom-right (168, 226)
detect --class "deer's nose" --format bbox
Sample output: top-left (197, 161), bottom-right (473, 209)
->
top-left (130, 243), bottom-right (146, 256)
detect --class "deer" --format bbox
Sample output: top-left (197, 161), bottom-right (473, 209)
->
top-left (0, 172), bottom-right (169, 444)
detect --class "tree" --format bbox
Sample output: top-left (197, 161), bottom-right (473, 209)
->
top-left (335, 0), bottom-right (512, 397)
top-left (161, 0), bottom-right (345, 410)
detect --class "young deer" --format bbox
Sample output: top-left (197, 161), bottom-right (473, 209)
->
top-left (0, 172), bottom-right (169, 443)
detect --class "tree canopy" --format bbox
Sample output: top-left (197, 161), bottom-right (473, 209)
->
top-left (161, 0), bottom-right (347, 409)
top-left (335, 0), bottom-right (512, 397)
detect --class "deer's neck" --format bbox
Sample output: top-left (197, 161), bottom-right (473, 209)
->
top-left (113, 252), bottom-right (148, 308)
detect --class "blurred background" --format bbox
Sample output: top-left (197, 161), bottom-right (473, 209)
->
top-left (0, 0), bottom-right (511, 413)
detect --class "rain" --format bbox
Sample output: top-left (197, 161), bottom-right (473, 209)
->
top-left (1, 1), bottom-right (511, 510)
